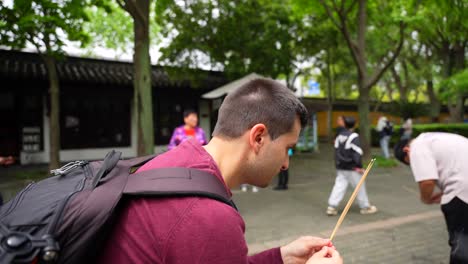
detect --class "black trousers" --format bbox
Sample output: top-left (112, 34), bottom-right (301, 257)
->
top-left (441, 197), bottom-right (468, 264)
top-left (277, 169), bottom-right (289, 187)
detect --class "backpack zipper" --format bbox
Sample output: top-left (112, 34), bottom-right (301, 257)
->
top-left (50, 161), bottom-right (88, 176)
top-left (46, 163), bottom-right (90, 235)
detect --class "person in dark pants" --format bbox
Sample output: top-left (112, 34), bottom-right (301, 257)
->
top-left (274, 148), bottom-right (293, 190)
top-left (0, 192), bottom-right (3, 206)
top-left (395, 132), bottom-right (468, 264)
top-left (335, 116), bottom-right (346, 139)
top-left (326, 116), bottom-right (377, 216)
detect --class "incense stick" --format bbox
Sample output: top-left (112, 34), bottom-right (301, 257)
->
top-left (329, 158), bottom-right (376, 241)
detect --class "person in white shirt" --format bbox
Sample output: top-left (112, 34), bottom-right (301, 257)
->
top-left (394, 132), bottom-right (468, 264)
top-left (400, 117), bottom-right (413, 140)
top-left (376, 116), bottom-right (393, 158)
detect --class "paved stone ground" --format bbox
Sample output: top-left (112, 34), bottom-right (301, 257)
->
top-left (1, 146), bottom-right (450, 263)
top-left (233, 146), bottom-right (450, 263)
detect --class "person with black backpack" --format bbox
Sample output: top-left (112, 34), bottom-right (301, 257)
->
top-left (97, 78), bottom-right (342, 263)
top-left (0, 78), bottom-right (342, 264)
top-left (326, 116), bottom-right (378, 216)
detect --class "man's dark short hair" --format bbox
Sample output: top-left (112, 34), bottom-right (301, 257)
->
top-left (394, 139), bottom-right (410, 165)
top-left (212, 78), bottom-right (308, 140)
top-left (343, 116), bottom-right (356, 129)
top-left (183, 109), bottom-right (197, 118)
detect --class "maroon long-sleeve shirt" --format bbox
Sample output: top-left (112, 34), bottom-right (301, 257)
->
top-left (98, 139), bottom-right (282, 263)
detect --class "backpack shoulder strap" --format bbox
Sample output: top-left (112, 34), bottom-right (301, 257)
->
top-left (123, 168), bottom-right (237, 210)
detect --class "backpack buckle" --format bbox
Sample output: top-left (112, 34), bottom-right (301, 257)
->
top-left (0, 229), bottom-right (59, 263)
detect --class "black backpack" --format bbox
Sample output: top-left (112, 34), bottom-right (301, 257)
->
top-left (0, 150), bottom-right (236, 264)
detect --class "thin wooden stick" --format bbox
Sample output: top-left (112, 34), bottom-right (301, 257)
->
top-left (329, 158), bottom-right (376, 241)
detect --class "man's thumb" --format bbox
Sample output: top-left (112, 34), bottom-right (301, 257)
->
top-left (313, 247), bottom-right (329, 258)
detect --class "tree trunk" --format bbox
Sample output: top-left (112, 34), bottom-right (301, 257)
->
top-left (448, 97), bottom-right (464, 122)
top-left (326, 49), bottom-right (334, 142)
top-left (43, 55), bottom-right (61, 170)
top-left (133, 1), bottom-right (154, 155)
top-left (358, 78), bottom-right (371, 158)
top-left (426, 79), bottom-right (440, 122)
top-left (357, 0), bottom-right (371, 158)
top-left (391, 66), bottom-right (407, 103)
top-left (445, 43), bottom-right (465, 123)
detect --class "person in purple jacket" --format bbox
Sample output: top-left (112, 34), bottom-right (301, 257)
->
top-left (99, 78), bottom-right (342, 264)
top-left (168, 109), bottom-right (207, 150)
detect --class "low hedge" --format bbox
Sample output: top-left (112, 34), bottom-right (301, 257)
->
top-left (371, 123), bottom-right (468, 147)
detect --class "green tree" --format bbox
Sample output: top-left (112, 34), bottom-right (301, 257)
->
top-left (310, 19), bottom-right (356, 139)
top-left (0, 0), bottom-right (107, 170)
top-left (294, 0), bottom-right (409, 156)
top-left (156, 0), bottom-right (308, 81)
top-left (84, 2), bottom-right (134, 57)
top-left (411, 0), bottom-right (467, 122)
top-left (115, 0), bottom-right (155, 155)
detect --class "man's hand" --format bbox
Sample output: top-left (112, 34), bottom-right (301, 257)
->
top-left (306, 246), bottom-right (343, 264)
top-left (418, 180), bottom-right (438, 204)
top-left (354, 167), bottom-right (365, 174)
top-left (430, 192), bottom-right (442, 204)
top-left (280, 236), bottom-right (340, 264)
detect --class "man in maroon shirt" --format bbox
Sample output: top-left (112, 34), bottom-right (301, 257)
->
top-left (99, 78), bottom-right (342, 264)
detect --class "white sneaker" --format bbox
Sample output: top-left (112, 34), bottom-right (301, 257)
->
top-left (360, 205), bottom-right (378, 215)
top-left (241, 185), bottom-right (248, 192)
top-left (252, 187), bottom-right (259, 193)
top-left (326, 206), bottom-right (338, 216)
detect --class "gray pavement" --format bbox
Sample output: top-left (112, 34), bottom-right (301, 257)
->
top-left (233, 146), bottom-right (450, 263)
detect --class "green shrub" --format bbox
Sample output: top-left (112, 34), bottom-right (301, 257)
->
top-left (371, 123), bottom-right (468, 147)
top-left (364, 155), bottom-right (399, 168)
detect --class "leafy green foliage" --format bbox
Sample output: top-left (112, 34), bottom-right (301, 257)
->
top-left (388, 101), bottom-right (430, 119)
top-left (371, 123), bottom-right (468, 147)
top-left (0, 0), bottom-right (109, 55)
top-left (84, 1), bottom-right (161, 57)
top-left (439, 69), bottom-right (468, 100)
top-left (157, 0), bottom-right (315, 79)
top-left (366, 156), bottom-right (399, 168)
top-left (409, 0), bottom-right (467, 110)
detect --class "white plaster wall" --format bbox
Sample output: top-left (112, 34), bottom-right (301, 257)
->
top-left (198, 99), bottom-right (211, 140)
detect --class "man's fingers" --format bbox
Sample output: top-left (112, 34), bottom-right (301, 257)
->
top-left (328, 247), bottom-right (342, 260)
top-left (312, 246), bottom-right (329, 258)
top-left (300, 236), bottom-right (330, 248)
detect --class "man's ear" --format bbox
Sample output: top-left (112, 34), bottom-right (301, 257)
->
top-left (403, 146), bottom-right (410, 153)
top-left (249, 124), bottom-right (268, 153)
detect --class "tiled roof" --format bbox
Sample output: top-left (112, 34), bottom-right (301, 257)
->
top-left (0, 49), bottom-right (225, 88)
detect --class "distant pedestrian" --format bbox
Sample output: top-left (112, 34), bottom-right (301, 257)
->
top-left (376, 116), bottom-right (393, 158)
top-left (400, 117), bottom-right (413, 140)
top-left (168, 109), bottom-right (207, 150)
top-left (274, 148), bottom-right (293, 190)
top-left (0, 192), bottom-right (3, 206)
top-left (327, 116), bottom-right (378, 216)
top-left (395, 132), bottom-right (468, 264)
top-left (335, 116), bottom-right (346, 139)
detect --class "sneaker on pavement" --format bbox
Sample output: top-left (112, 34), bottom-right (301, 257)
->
top-left (241, 185), bottom-right (248, 192)
top-left (326, 206), bottom-right (338, 216)
top-left (252, 187), bottom-right (259, 193)
top-left (360, 205), bottom-right (378, 215)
